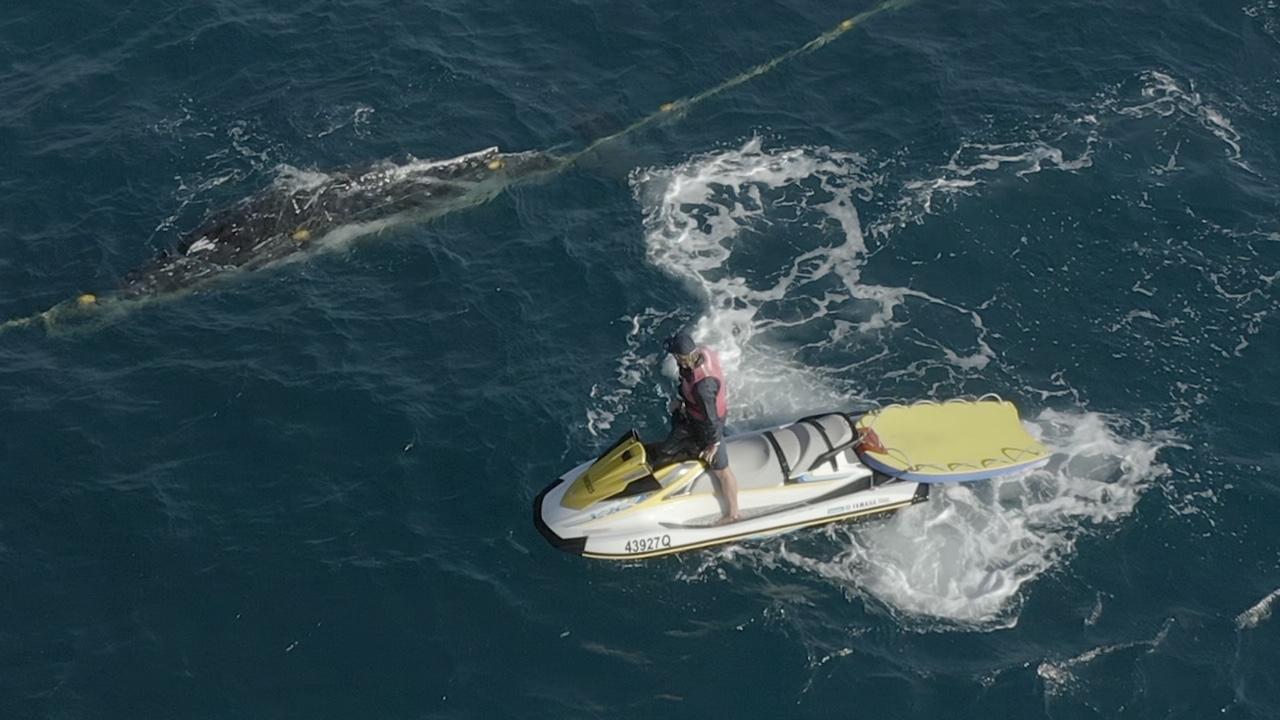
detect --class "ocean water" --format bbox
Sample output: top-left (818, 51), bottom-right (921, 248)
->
top-left (2, 0), bottom-right (1278, 717)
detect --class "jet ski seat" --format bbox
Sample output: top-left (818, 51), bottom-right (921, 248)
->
top-left (688, 413), bottom-right (858, 494)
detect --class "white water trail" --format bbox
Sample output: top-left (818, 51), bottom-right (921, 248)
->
top-left (1112, 70), bottom-right (1254, 174)
top-left (624, 138), bottom-right (992, 425)
top-left (1037, 619), bottom-right (1173, 698)
top-left (770, 410), bottom-right (1169, 628)
top-left (1236, 588), bottom-right (1280, 630)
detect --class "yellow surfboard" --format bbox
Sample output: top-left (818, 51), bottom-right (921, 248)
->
top-left (854, 398), bottom-right (1049, 483)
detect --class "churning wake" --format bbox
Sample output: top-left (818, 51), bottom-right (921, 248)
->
top-left (585, 66), bottom-right (1266, 626)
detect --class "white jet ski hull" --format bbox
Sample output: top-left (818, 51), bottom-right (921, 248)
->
top-left (535, 466), bottom-right (925, 559)
top-left (534, 412), bottom-right (928, 560)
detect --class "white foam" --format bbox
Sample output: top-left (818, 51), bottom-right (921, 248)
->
top-left (1236, 588), bottom-right (1280, 630)
top-left (1245, 1), bottom-right (1280, 43)
top-left (866, 67), bottom-right (1258, 245)
top-left (274, 164), bottom-right (335, 195)
top-left (1085, 593), bottom-right (1105, 626)
top-left (948, 141), bottom-right (1095, 178)
top-left (1117, 71), bottom-right (1253, 173)
top-left (1037, 619), bottom-right (1172, 698)
top-left (590, 131), bottom-right (1096, 432)
top-left (586, 308), bottom-right (683, 438)
top-left (366, 146), bottom-right (500, 186)
top-left (314, 104), bottom-right (376, 139)
top-left (869, 137), bottom-right (1095, 239)
top-left (626, 139), bottom-right (885, 421)
top-left (227, 122), bottom-right (273, 167)
top-left (620, 139), bottom-right (1010, 426)
top-left (682, 410), bottom-right (1170, 629)
top-left (1244, 0), bottom-right (1277, 18)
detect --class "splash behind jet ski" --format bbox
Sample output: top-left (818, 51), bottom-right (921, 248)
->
top-left (535, 397), bottom-right (1050, 560)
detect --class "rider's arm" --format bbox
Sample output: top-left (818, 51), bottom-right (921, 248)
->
top-left (694, 377), bottom-right (724, 447)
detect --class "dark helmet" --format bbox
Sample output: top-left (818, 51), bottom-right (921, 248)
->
top-left (663, 331), bottom-right (697, 355)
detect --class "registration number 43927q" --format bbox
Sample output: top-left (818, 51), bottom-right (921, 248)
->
top-left (624, 535), bottom-right (672, 553)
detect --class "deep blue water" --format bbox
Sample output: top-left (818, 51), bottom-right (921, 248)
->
top-left (3, 0), bottom-right (1279, 717)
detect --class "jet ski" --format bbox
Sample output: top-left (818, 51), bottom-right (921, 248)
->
top-left (534, 397), bottom-right (1050, 560)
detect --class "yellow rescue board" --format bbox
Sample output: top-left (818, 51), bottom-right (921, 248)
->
top-left (855, 399), bottom-right (1050, 483)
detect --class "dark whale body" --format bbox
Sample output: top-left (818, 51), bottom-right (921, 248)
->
top-left (118, 146), bottom-right (558, 299)
top-left (0, 146), bottom-right (559, 333)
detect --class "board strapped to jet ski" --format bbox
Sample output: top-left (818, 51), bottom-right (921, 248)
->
top-left (855, 396), bottom-right (1051, 482)
top-left (534, 396), bottom-right (1049, 560)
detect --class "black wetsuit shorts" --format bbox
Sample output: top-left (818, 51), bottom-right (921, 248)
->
top-left (648, 413), bottom-right (729, 470)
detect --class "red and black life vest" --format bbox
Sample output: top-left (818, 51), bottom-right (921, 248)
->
top-left (680, 347), bottom-right (728, 421)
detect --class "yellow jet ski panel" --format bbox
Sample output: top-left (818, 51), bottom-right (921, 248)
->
top-left (561, 431), bottom-right (658, 510)
top-left (855, 398), bottom-right (1049, 483)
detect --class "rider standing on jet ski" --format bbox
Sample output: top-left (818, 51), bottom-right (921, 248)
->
top-left (650, 331), bottom-right (741, 524)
